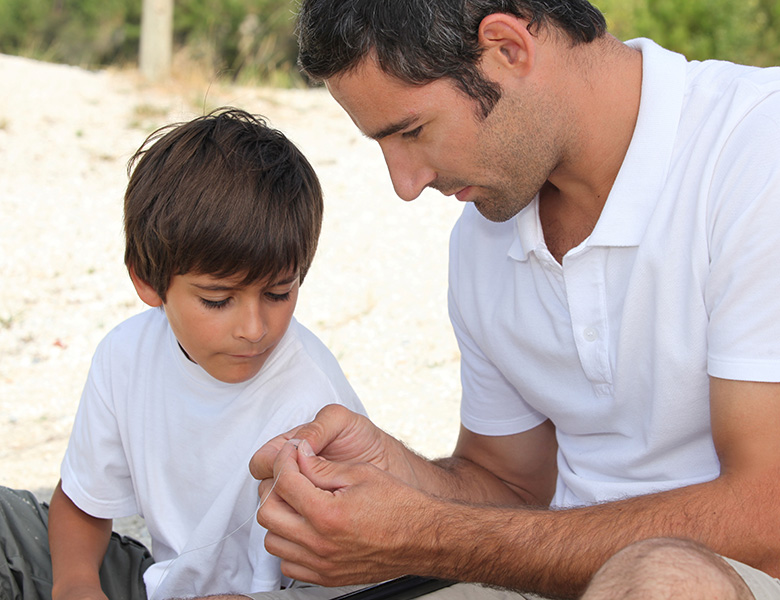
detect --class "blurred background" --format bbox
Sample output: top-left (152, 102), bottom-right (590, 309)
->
top-left (0, 0), bottom-right (777, 546)
top-left (1, 0), bottom-right (778, 89)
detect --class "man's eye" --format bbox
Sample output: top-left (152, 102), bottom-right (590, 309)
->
top-left (402, 126), bottom-right (423, 140)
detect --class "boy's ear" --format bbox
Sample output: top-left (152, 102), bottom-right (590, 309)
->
top-left (129, 266), bottom-right (164, 307)
top-left (478, 13), bottom-right (536, 80)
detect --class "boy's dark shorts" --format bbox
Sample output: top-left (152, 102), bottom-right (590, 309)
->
top-left (0, 486), bottom-right (154, 600)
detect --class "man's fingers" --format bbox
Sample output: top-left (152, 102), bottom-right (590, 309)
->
top-left (264, 531), bottom-right (329, 584)
top-left (257, 445), bottom-right (331, 532)
top-left (295, 439), bottom-right (357, 491)
top-left (256, 439), bottom-right (303, 510)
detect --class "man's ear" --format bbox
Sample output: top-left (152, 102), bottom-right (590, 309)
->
top-left (129, 266), bottom-right (164, 307)
top-left (478, 13), bottom-right (536, 80)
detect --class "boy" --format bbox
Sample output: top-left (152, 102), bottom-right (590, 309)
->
top-left (1, 108), bottom-right (364, 599)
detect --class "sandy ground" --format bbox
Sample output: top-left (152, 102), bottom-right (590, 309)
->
top-left (0, 54), bottom-right (465, 543)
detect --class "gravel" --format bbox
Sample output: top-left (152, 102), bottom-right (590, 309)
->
top-left (0, 54), bottom-right (465, 545)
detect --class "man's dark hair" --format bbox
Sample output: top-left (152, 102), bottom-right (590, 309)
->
top-left (124, 107), bottom-right (323, 301)
top-left (297, 0), bottom-right (607, 116)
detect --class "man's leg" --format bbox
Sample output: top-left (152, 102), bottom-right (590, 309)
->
top-left (248, 581), bottom-right (546, 599)
top-left (0, 486), bottom-right (153, 600)
top-left (581, 538), bottom-right (770, 600)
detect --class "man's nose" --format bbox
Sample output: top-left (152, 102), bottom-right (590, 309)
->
top-left (381, 145), bottom-right (435, 202)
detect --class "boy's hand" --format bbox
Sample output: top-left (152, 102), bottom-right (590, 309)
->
top-left (53, 584), bottom-right (108, 600)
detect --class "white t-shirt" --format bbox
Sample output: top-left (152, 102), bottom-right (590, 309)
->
top-left (449, 39), bottom-right (780, 508)
top-left (61, 308), bottom-right (365, 598)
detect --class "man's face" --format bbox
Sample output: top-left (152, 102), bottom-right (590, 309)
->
top-left (326, 58), bottom-right (561, 222)
top-left (160, 271), bottom-right (299, 383)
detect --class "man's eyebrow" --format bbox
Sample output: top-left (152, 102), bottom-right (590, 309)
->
top-left (367, 115), bottom-right (420, 141)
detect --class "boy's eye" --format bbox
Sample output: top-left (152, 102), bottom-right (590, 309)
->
top-left (200, 297), bottom-right (231, 309)
top-left (266, 291), bottom-right (291, 303)
top-left (402, 126), bottom-right (423, 140)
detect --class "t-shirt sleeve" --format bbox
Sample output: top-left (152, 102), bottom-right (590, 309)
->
top-left (60, 335), bottom-right (139, 519)
top-left (705, 91), bottom-right (780, 382)
top-left (448, 213), bottom-right (548, 436)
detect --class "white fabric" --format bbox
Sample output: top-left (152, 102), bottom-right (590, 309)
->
top-left (61, 308), bottom-right (365, 599)
top-left (450, 39), bottom-right (780, 508)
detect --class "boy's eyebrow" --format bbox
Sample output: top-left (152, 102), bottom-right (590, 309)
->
top-left (191, 283), bottom-right (238, 292)
top-left (366, 115), bottom-right (420, 141)
top-left (191, 274), bottom-right (299, 292)
top-left (272, 274), bottom-right (299, 286)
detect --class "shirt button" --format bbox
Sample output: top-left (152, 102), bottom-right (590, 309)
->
top-left (583, 327), bottom-right (598, 342)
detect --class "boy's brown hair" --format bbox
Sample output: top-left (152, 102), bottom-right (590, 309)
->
top-left (124, 107), bottom-right (323, 300)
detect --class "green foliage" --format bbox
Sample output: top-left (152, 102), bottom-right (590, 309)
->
top-left (597, 0), bottom-right (780, 66)
top-left (0, 0), bottom-right (303, 86)
top-left (0, 0), bottom-right (141, 66)
top-left (0, 0), bottom-right (777, 85)
top-left (174, 0), bottom-right (300, 84)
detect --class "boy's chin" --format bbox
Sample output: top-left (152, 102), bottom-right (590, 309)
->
top-left (204, 361), bottom-right (267, 384)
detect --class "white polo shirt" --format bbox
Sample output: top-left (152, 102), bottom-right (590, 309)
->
top-left (449, 39), bottom-right (780, 508)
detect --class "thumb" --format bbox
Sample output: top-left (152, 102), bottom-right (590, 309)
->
top-left (296, 439), bottom-right (356, 492)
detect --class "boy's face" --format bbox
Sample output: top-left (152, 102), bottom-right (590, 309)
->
top-left (134, 270), bottom-right (300, 383)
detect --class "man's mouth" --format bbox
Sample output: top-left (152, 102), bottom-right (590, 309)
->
top-left (455, 186), bottom-right (473, 202)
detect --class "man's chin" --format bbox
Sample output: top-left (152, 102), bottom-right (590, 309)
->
top-left (474, 200), bottom-right (524, 223)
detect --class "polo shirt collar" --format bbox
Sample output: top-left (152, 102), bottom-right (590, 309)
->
top-left (510, 38), bottom-right (688, 262)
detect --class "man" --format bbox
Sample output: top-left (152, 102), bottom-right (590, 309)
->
top-left (250, 0), bottom-right (780, 598)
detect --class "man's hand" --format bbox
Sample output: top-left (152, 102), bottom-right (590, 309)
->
top-left (255, 437), bottom-right (443, 586)
top-left (248, 405), bottom-right (551, 587)
top-left (249, 404), bottom-right (422, 487)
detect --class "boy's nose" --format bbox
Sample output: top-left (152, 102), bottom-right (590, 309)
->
top-left (236, 305), bottom-right (266, 343)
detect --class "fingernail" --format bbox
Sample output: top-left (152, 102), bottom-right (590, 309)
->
top-left (288, 438), bottom-right (302, 449)
top-left (298, 439), bottom-right (315, 457)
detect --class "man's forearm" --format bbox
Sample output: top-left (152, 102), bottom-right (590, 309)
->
top-left (421, 455), bottom-right (536, 505)
top-left (418, 475), bottom-right (779, 599)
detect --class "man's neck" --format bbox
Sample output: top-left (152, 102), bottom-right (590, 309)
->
top-left (540, 36), bottom-right (643, 262)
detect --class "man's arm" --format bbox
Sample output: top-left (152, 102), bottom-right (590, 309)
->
top-left (433, 419), bottom-right (558, 507)
top-left (420, 377), bottom-right (780, 597)
top-left (253, 380), bottom-right (780, 598)
top-left (49, 480), bottom-right (113, 600)
top-left (250, 404), bottom-right (557, 506)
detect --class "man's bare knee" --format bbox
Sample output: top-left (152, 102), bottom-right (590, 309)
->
top-left (581, 538), bottom-right (754, 600)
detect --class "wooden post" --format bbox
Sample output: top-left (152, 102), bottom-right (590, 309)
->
top-left (139, 0), bottom-right (174, 83)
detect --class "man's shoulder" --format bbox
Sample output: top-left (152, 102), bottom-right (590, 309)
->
top-left (683, 54), bottom-right (780, 122)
